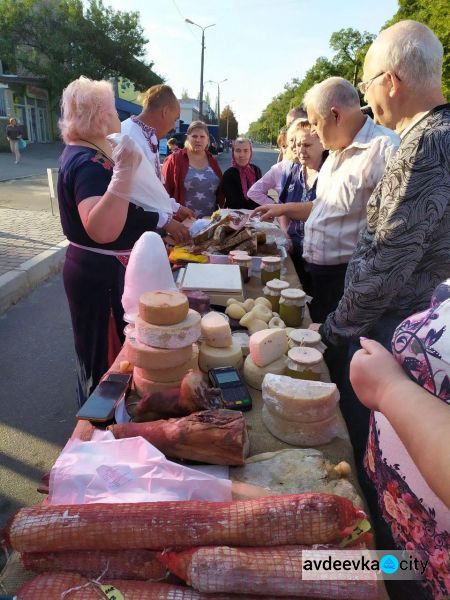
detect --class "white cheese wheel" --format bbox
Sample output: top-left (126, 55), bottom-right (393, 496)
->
top-left (135, 309), bottom-right (201, 349)
top-left (262, 405), bottom-right (339, 446)
top-left (243, 354), bottom-right (287, 390)
top-left (198, 340), bottom-right (243, 373)
top-left (125, 336), bottom-right (193, 370)
top-left (139, 290), bottom-right (189, 325)
top-left (249, 328), bottom-right (288, 368)
top-left (133, 368), bottom-right (184, 396)
top-left (133, 345), bottom-right (199, 383)
top-left (201, 312), bottom-right (232, 348)
top-left (262, 373), bottom-right (338, 422)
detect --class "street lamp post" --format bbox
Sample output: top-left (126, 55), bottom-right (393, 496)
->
top-left (185, 19), bottom-right (215, 120)
top-left (206, 79), bottom-right (227, 125)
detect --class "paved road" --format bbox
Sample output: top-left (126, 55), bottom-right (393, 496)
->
top-left (0, 144), bottom-right (278, 538)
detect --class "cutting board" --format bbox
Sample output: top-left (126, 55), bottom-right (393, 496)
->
top-left (181, 263), bottom-right (243, 294)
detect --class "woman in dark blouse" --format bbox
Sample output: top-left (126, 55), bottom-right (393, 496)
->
top-left (223, 137), bottom-right (262, 210)
top-left (58, 76), bottom-right (162, 406)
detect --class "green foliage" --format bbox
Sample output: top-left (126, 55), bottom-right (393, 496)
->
top-left (385, 0), bottom-right (449, 98)
top-left (220, 105), bottom-right (238, 139)
top-left (248, 28), bottom-right (372, 140)
top-left (0, 0), bottom-right (162, 103)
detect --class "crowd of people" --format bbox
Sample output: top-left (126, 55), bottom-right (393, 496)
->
top-left (55, 18), bottom-right (449, 600)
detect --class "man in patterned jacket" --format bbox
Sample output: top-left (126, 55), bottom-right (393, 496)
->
top-left (318, 20), bottom-right (450, 466)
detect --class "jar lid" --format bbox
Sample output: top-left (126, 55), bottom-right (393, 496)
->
top-left (288, 346), bottom-right (322, 365)
top-left (281, 288), bottom-right (306, 300)
top-left (289, 328), bottom-right (322, 345)
top-left (234, 256), bottom-right (251, 265)
top-left (266, 279), bottom-right (290, 291)
top-left (261, 256), bottom-right (281, 265)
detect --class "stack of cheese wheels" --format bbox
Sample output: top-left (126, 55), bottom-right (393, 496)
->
top-left (243, 328), bottom-right (289, 390)
top-left (198, 312), bottom-right (243, 372)
top-left (128, 290), bottom-right (202, 396)
top-left (261, 373), bottom-right (340, 446)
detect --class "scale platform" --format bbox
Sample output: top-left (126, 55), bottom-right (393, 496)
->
top-left (177, 263), bottom-right (244, 306)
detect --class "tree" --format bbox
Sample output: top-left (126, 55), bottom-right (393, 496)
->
top-left (329, 28), bottom-right (375, 85)
top-left (0, 0), bottom-right (162, 104)
top-left (220, 106), bottom-right (238, 139)
top-left (181, 88), bottom-right (190, 100)
top-left (385, 0), bottom-right (449, 98)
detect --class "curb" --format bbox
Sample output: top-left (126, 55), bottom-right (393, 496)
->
top-left (0, 240), bottom-right (69, 315)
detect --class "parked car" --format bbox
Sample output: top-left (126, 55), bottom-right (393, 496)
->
top-left (209, 134), bottom-right (219, 155)
top-left (217, 138), bottom-right (224, 153)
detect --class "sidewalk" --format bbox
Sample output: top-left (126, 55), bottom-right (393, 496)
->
top-left (0, 143), bottom-right (68, 314)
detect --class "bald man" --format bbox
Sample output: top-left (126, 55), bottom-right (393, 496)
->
top-left (319, 20), bottom-right (450, 468)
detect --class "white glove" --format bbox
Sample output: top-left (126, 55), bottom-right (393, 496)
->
top-left (106, 134), bottom-right (142, 200)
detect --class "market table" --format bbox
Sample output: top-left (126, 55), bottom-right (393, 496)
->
top-left (0, 255), bottom-right (389, 599)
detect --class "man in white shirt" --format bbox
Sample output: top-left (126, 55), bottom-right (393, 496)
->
top-left (121, 84), bottom-right (193, 244)
top-left (252, 77), bottom-right (399, 322)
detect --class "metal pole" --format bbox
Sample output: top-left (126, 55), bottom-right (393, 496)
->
top-left (226, 110), bottom-right (229, 139)
top-left (217, 82), bottom-right (220, 125)
top-left (199, 28), bottom-right (205, 119)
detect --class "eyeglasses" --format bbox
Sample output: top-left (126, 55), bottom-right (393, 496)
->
top-left (357, 72), bottom-right (386, 94)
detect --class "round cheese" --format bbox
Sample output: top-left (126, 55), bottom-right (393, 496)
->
top-left (198, 340), bottom-right (243, 373)
top-left (133, 345), bottom-right (199, 383)
top-left (262, 405), bottom-right (339, 446)
top-left (133, 368), bottom-right (184, 396)
top-left (201, 312), bottom-right (232, 348)
top-left (135, 309), bottom-right (201, 349)
top-left (243, 354), bottom-right (287, 390)
top-left (126, 336), bottom-right (193, 370)
top-left (261, 373), bottom-right (338, 422)
top-left (249, 328), bottom-right (288, 367)
top-left (139, 290), bottom-right (189, 326)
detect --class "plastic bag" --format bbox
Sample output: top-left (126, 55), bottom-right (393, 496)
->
top-left (122, 231), bottom-right (177, 322)
top-left (48, 430), bottom-right (232, 505)
top-left (18, 138), bottom-right (26, 151)
top-left (107, 133), bottom-right (172, 214)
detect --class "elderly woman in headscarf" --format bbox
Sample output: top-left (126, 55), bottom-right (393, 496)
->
top-left (222, 137), bottom-right (262, 210)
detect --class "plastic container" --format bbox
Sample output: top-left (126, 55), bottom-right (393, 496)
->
top-left (260, 256), bottom-right (281, 285)
top-left (279, 288), bottom-right (306, 327)
top-left (263, 279), bottom-right (290, 312)
top-left (233, 255), bottom-right (252, 283)
top-left (286, 346), bottom-right (322, 381)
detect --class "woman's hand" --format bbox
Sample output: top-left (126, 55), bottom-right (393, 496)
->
top-left (250, 203), bottom-right (286, 222)
top-left (349, 338), bottom-right (409, 412)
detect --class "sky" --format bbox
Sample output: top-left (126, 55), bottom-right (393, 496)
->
top-left (102, 0), bottom-right (399, 133)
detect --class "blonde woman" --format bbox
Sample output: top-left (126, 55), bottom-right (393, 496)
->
top-left (162, 120), bottom-right (224, 217)
top-left (57, 76), bottom-right (163, 406)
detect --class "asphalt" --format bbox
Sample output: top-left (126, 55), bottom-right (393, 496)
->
top-left (0, 143), bottom-right (278, 315)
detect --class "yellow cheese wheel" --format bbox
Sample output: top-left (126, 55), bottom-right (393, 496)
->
top-left (134, 345), bottom-right (199, 383)
top-left (125, 336), bottom-right (193, 370)
top-left (139, 290), bottom-right (189, 326)
top-left (133, 368), bottom-right (184, 396)
top-left (243, 354), bottom-right (287, 391)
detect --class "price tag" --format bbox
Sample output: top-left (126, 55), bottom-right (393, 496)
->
top-left (99, 584), bottom-right (125, 600)
top-left (339, 518), bottom-right (371, 548)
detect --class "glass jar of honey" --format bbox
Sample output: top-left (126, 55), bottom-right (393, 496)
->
top-left (286, 346), bottom-right (322, 380)
top-left (260, 256), bottom-right (281, 285)
top-left (279, 288), bottom-right (306, 327)
top-left (263, 279), bottom-right (290, 312)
